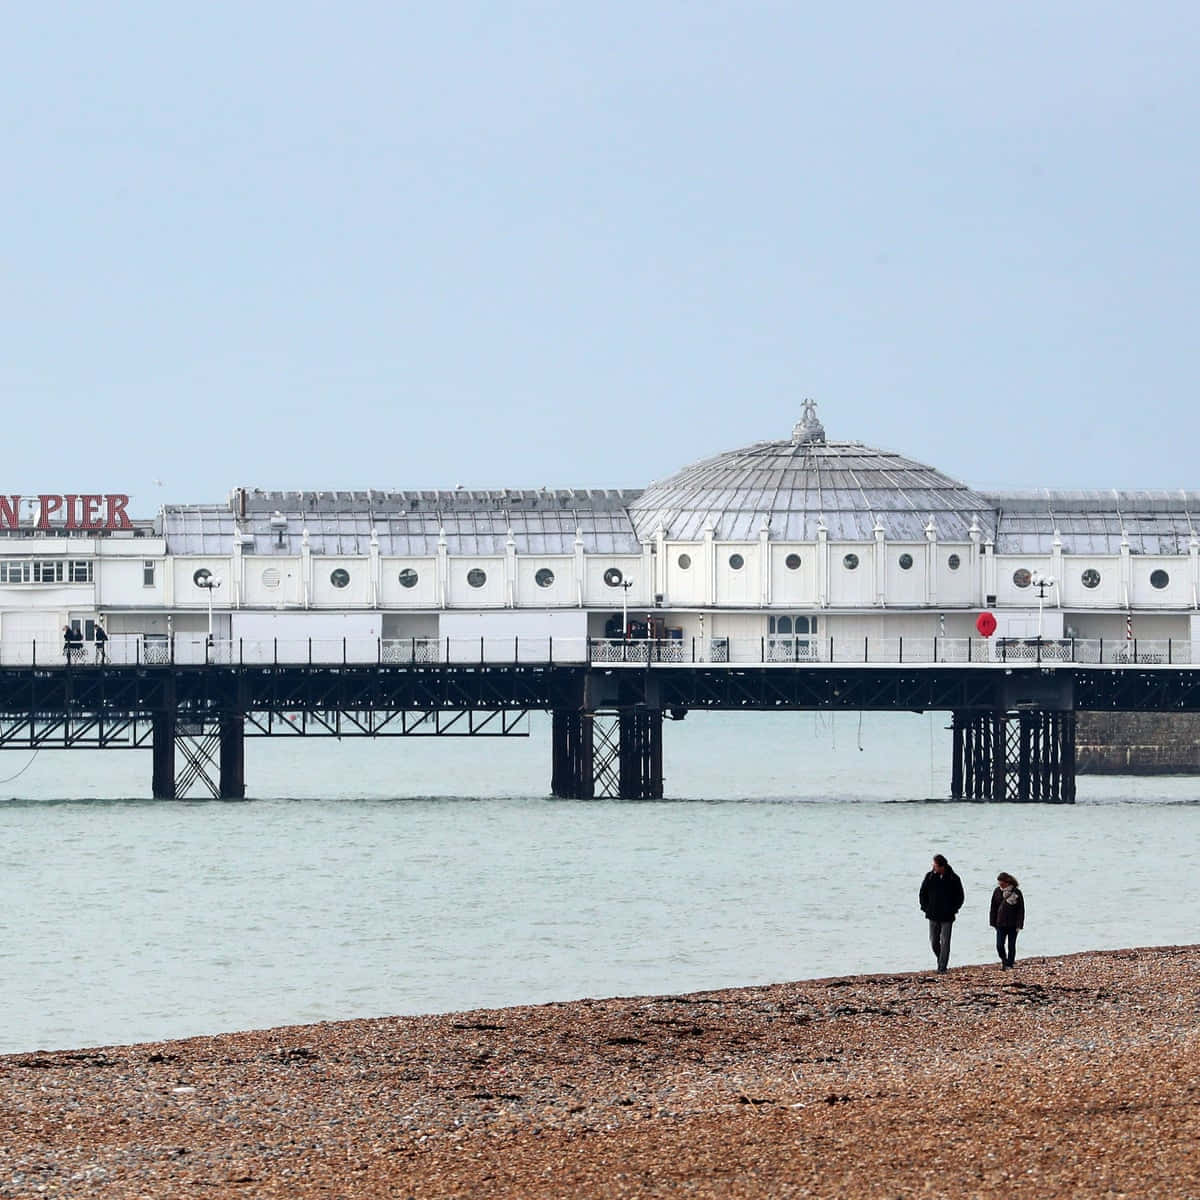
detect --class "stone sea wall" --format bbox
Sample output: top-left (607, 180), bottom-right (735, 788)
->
top-left (1076, 711), bottom-right (1200, 774)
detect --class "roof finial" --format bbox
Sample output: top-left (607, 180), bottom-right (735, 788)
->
top-left (792, 398), bottom-right (825, 445)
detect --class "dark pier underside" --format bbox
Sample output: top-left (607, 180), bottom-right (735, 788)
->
top-left (0, 661), bottom-right (1196, 801)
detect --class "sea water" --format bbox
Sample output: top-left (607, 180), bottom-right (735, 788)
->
top-left (1, 710), bottom-right (1197, 1054)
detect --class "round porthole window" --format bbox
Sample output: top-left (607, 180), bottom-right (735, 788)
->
top-left (1081, 568), bottom-right (1101, 589)
top-left (678, 553), bottom-right (692, 570)
top-left (603, 567), bottom-right (624, 588)
top-left (330, 568), bottom-right (350, 589)
top-left (1151, 569), bottom-right (1170, 589)
top-left (535, 568), bottom-right (555, 588)
top-left (843, 553), bottom-right (859, 571)
top-left (193, 568), bottom-right (212, 587)
top-left (947, 554), bottom-right (961, 570)
top-left (398, 568), bottom-right (418, 589)
top-left (729, 553), bottom-right (744, 570)
top-left (785, 553), bottom-right (801, 570)
top-left (898, 553), bottom-right (914, 570)
top-left (467, 568), bottom-right (487, 588)
top-left (262, 567), bottom-right (281, 589)
top-left (1013, 569), bottom-right (1032, 588)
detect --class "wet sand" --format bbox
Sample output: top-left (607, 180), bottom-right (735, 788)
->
top-left (2, 945), bottom-right (1199, 1198)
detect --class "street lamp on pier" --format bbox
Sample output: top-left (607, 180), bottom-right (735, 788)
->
top-left (1031, 574), bottom-right (1055, 641)
top-left (195, 571), bottom-right (223, 661)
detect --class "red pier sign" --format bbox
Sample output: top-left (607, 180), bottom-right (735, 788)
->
top-left (0, 494), bottom-right (132, 532)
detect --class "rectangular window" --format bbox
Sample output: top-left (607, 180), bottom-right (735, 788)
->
top-left (143, 560), bottom-right (156, 587)
top-left (0, 560), bottom-right (29, 584)
top-left (32, 560), bottom-right (64, 583)
top-left (67, 560), bottom-right (93, 583)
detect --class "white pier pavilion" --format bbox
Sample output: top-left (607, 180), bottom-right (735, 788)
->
top-left (2, 403), bottom-right (1199, 668)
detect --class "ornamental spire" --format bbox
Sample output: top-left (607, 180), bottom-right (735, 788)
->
top-left (791, 398), bottom-right (826, 445)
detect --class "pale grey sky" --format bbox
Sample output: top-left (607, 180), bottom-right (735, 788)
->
top-left (3, 2), bottom-right (1198, 516)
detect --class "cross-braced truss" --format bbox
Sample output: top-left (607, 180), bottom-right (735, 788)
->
top-left (0, 707), bottom-right (530, 747)
top-left (1002, 719), bottom-right (1023, 803)
top-left (243, 709), bottom-right (530, 737)
top-left (0, 713), bottom-right (154, 749)
top-left (590, 714), bottom-right (622, 798)
top-left (175, 726), bottom-right (222, 799)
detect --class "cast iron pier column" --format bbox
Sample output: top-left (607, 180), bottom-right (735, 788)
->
top-left (552, 709), bottom-right (595, 798)
top-left (219, 715), bottom-right (246, 800)
top-left (618, 708), bottom-right (664, 800)
top-left (152, 711), bottom-right (246, 799)
top-left (950, 709), bottom-right (1075, 803)
top-left (551, 708), bottom-right (664, 799)
top-left (151, 711), bottom-right (176, 799)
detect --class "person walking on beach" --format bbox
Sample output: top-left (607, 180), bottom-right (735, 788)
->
top-left (990, 871), bottom-right (1025, 969)
top-left (919, 853), bottom-right (964, 973)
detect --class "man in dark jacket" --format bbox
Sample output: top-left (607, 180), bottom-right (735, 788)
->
top-left (919, 853), bottom-right (964, 973)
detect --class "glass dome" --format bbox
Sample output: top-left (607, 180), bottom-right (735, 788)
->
top-left (629, 403), bottom-right (997, 543)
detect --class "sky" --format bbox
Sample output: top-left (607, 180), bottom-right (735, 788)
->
top-left (3, 2), bottom-right (1199, 517)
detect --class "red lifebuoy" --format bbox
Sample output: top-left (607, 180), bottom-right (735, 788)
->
top-left (976, 611), bottom-right (997, 638)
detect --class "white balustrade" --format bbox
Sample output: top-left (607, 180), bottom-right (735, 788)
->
top-left (4, 633), bottom-right (1198, 669)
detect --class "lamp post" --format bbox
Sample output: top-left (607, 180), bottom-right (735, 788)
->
top-left (196, 573), bottom-right (223, 661)
top-left (620, 578), bottom-right (633, 637)
top-left (1032, 574), bottom-right (1054, 641)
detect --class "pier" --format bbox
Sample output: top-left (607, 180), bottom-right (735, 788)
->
top-left (2, 635), bottom-right (1200, 802)
top-left (4, 410), bottom-right (1200, 802)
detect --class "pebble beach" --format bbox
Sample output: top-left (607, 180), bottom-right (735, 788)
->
top-left (2, 945), bottom-right (1198, 1198)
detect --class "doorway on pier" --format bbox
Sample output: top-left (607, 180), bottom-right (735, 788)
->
top-left (768, 614), bottom-right (817, 662)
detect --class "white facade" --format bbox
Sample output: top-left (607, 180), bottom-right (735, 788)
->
top-left (4, 412), bottom-right (1200, 665)
top-left (4, 520), bottom-right (1197, 665)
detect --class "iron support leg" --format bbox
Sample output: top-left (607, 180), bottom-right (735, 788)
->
top-left (152, 712), bottom-right (176, 799)
top-left (552, 708), bottom-right (664, 799)
top-left (950, 713), bottom-right (965, 799)
top-left (619, 709), bottom-right (664, 800)
top-left (952, 709), bottom-right (1075, 804)
top-left (1061, 711), bottom-right (1077, 804)
top-left (551, 709), bottom-right (594, 799)
top-left (1018, 714), bottom-right (1032, 802)
top-left (991, 713), bottom-right (1006, 803)
top-left (219, 715), bottom-right (246, 800)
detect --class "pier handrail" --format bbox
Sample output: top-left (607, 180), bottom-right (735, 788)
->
top-left (3, 633), bottom-right (1195, 669)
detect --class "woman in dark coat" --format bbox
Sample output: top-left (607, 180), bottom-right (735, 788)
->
top-left (990, 871), bottom-right (1025, 969)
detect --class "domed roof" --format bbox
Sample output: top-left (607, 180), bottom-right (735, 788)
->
top-left (629, 402), bottom-right (998, 543)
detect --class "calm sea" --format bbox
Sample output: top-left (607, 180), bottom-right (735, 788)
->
top-left (1, 710), bottom-right (1197, 1054)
